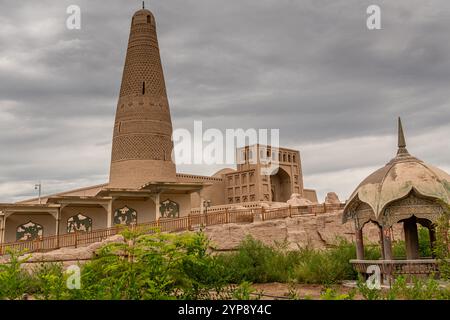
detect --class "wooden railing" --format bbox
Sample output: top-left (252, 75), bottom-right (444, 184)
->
top-left (0, 203), bottom-right (344, 256)
top-left (262, 207), bottom-right (290, 221)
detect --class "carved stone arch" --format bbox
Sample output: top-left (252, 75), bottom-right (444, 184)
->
top-left (381, 192), bottom-right (444, 227)
top-left (360, 218), bottom-right (381, 230)
top-left (16, 221), bottom-right (43, 241)
top-left (160, 199), bottom-right (179, 218)
top-left (114, 206), bottom-right (137, 225)
top-left (345, 198), bottom-right (377, 230)
top-left (67, 213), bottom-right (93, 233)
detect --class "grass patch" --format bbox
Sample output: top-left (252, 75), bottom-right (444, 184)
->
top-left (215, 236), bottom-right (381, 285)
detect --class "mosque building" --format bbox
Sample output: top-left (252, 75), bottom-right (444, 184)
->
top-left (0, 7), bottom-right (317, 244)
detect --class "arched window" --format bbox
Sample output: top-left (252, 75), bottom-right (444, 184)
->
top-left (147, 15), bottom-right (151, 24)
top-left (160, 199), bottom-right (180, 218)
top-left (67, 213), bottom-right (93, 233)
top-left (16, 221), bottom-right (43, 241)
top-left (239, 150), bottom-right (245, 163)
top-left (114, 206), bottom-right (137, 225)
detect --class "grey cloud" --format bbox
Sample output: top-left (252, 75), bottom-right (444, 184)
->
top-left (0, 0), bottom-right (449, 202)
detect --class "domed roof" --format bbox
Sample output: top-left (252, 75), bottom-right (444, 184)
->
top-left (212, 168), bottom-right (236, 178)
top-left (345, 118), bottom-right (450, 219)
top-left (131, 5), bottom-right (155, 25)
top-left (133, 8), bottom-right (154, 18)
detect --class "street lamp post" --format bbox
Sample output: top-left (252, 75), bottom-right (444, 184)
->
top-left (34, 182), bottom-right (42, 204)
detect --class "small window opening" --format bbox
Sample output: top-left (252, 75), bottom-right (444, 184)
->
top-left (147, 15), bottom-right (151, 24)
top-left (142, 81), bottom-right (145, 95)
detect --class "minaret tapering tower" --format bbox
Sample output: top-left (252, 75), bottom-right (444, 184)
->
top-left (109, 8), bottom-right (177, 188)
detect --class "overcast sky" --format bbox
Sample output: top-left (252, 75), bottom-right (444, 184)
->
top-left (0, 0), bottom-right (449, 203)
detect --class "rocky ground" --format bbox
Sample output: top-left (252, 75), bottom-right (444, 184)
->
top-left (204, 210), bottom-right (403, 251)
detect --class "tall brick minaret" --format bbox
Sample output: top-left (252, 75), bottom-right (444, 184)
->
top-left (109, 8), bottom-right (177, 188)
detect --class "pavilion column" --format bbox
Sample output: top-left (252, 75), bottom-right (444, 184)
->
top-left (404, 218), bottom-right (419, 260)
top-left (0, 215), bottom-right (5, 244)
top-left (379, 225), bottom-right (385, 259)
top-left (382, 226), bottom-right (393, 260)
top-left (199, 193), bottom-right (205, 215)
top-left (107, 199), bottom-right (114, 228)
top-left (155, 193), bottom-right (161, 220)
top-left (437, 218), bottom-right (449, 256)
top-left (55, 209), bottom-right (61, 248)
top-left (355, 227), bottom-right (364, 260)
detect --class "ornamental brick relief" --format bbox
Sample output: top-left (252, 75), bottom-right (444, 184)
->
top-left (160, 199), bottom-right (180, 218)
top-left (16, 221), bottom-right (43, 241)
top-left (67, 213), bottom-right (93, 233)
top-left (114, 206), bottom-right (137, 226)
top-left (111, 134), bottom-right (173, 162)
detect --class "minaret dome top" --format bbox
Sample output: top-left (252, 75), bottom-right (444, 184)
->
top-left (132, 9), bottom-right (155, 25)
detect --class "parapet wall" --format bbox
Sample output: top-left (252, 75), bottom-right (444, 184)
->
top-left (190, 202), bottom-right (344, 215)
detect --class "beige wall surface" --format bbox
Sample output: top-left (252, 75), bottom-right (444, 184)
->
top-left (60, 207), bottom-right (108, 233)
top-left (161, 194), bottom-right (191, 217)
top-left (303, 189), bottom-right (319, 203)
top-left (5, 214), bottom-right (56, 243)
top-left (191, 181), bottom-right (226, 208)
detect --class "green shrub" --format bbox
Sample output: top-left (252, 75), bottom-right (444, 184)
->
top-left (293, 244), bottom-right (352, 285)
top-left (393, 240), bottom-right (406, 258)
top-left (0, 249), bottom-right (31, 300)
top-left (65, 230), bottom-right (231, 300)
top-left (215, 236), bottom-right (295, 283)
top-left (418, 227), bottom-right (432, 257)
top-left (217, 236), bottom-right (372, 285)
top-left (320, 287), bottom-right (355, 300)
top-left (29, 262), bottom-right (67, 300)
top-left (392, 226), bottom-right (432, 259)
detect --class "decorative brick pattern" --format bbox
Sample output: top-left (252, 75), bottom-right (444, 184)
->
top-left (109, 9), bottom-right (177, 188)
top-left (111, 134), bottom-right (173, 162)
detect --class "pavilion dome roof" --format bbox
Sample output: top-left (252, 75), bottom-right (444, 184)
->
top-left (345, 118), bottom-right (450, 219)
